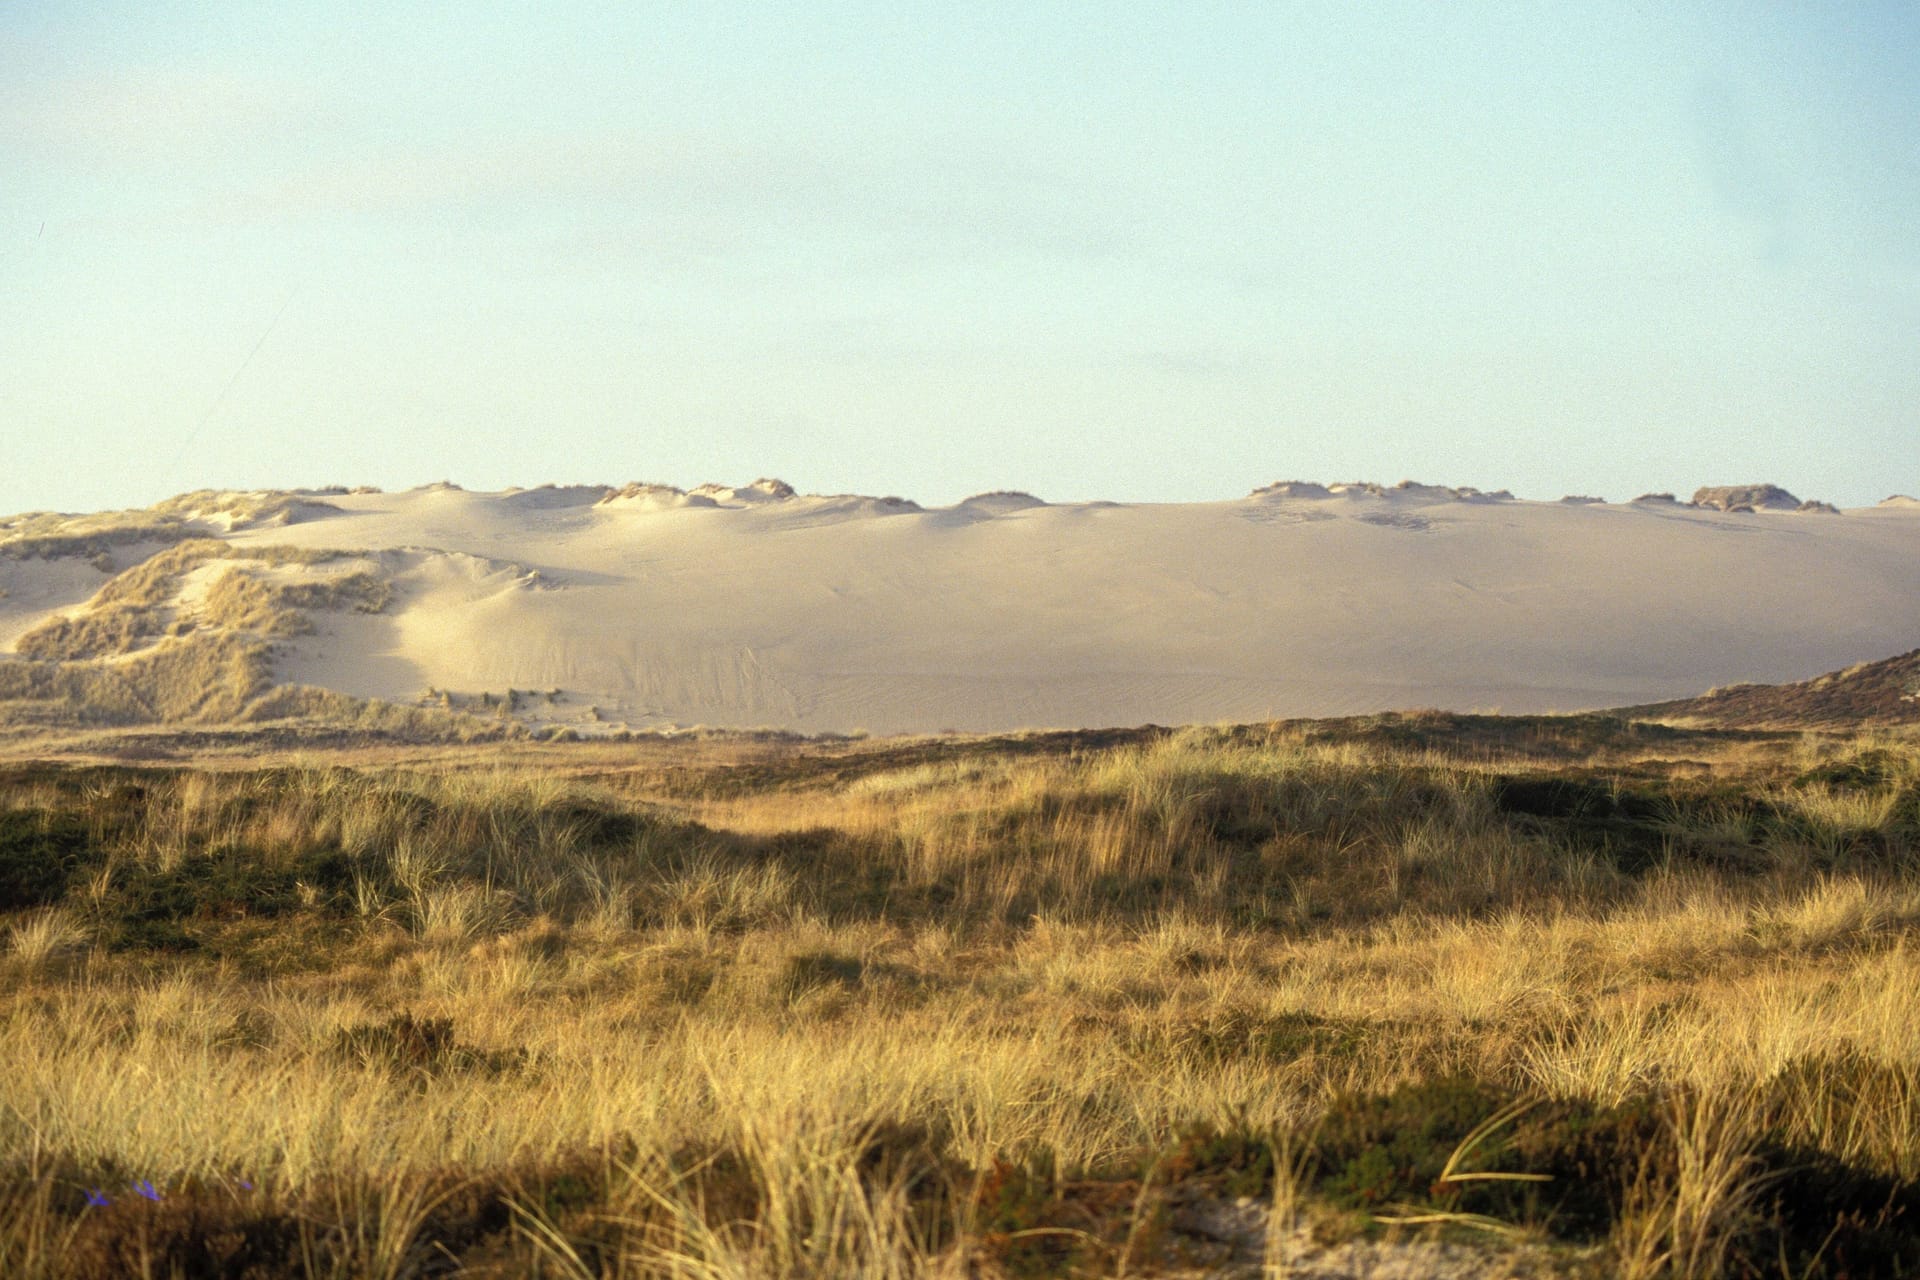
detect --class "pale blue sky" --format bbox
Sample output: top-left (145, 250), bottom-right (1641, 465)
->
top-left (3, 2), bottom-right (1915, 513)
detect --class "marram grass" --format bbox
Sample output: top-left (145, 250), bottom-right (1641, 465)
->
top-left (1, 721), bottom-right (1917, 1276)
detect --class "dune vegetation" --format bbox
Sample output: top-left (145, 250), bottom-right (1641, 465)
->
top-left (0, 539), bottom-right (514, 741)
top-left (1, 716), bottom-right (1918, 1276)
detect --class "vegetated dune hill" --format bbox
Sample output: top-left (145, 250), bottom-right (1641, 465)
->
top-left (3, 481), bottom-right (1918, 735)
top-left (1625, 647), bottom-right (1920, 729)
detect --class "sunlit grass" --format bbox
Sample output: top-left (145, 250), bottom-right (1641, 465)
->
top-left (0, 721), bottom-right (1916, 1275)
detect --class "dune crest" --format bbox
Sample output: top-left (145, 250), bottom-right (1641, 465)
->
top-left (497, 484), bottom-right (615, 509)
top-left (597, 482), bottom-right (719, 511)
top-left (689, 478), bottom-right (798, 505)
top-left (1691, 483), bottom-right (1801, 512)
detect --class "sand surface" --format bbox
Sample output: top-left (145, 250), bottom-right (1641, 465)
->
top-left (0, 555), bottom-right (114, 651)
top-left (47, 480), bottom-right (1884, 734)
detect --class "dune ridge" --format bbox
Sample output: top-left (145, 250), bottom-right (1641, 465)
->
top-left (2, 478), bottom-right (1916, 735)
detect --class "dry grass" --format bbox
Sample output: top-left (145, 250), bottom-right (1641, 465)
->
top-left (12, 540), bottom-right (371, 663)
top-left (0, 489), bottom-right (345, 565)
top-left (0, 509), bottom-right (195, 564)
top-left (0, 725), bottom-right (1915, 1275)
top-left (149, 488), bottom-right (346, 531)
top-left (0, 628), bottom-right (273, 722)
top-left (4, 906), bottom-right (86, 968)
top-left (198, 563), bottom-right (391, 637)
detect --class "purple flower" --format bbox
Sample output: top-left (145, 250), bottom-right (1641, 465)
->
top-left (84, 1189), bottom-right (111, 1208)
top-left (239, 1179), bottom-right (254, 1191)
top-left (132, 1179), bottom-right (162, 1202)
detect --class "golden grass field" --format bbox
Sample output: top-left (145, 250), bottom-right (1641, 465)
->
top-left (2, 715), bottom-right (1918, 1277)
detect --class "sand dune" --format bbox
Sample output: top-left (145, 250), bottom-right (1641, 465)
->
top-left (3, 481), bottom-right (1917, 734)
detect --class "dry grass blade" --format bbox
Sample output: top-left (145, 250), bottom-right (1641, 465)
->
top-left (1435, 1098), bottom-right (1554, 1187)
top-left (1261, 1128), bottom-right (1316, 1280)
top-left (1614, 1089), bottom-right (1772, 1280)
top-left (0, 1174), bottom-right (81, 1280)
top-left (507, 1197), bottom-right (598, 1280)
top-left (1370, 1204), bottom-right (1538, 1241)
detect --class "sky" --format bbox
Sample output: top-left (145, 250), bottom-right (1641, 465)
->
top-left (2, 1), bottom-right (1916, 514)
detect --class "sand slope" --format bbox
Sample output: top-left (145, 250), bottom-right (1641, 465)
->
top-left (5, 481), bottom-right (1917, 734)
top-left (205, 482), bottom-right (1920, 733)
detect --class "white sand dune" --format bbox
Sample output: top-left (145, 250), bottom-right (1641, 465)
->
top-left (88, 479), bottom-right (1899, 735)
top-left (5, 481), bottom-right (1916, 734)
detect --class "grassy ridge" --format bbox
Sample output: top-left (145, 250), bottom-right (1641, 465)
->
top-left (1624, 649), bottom-right (1920, 729)
top-left (1, 722), bottom-right (1918, 1276)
